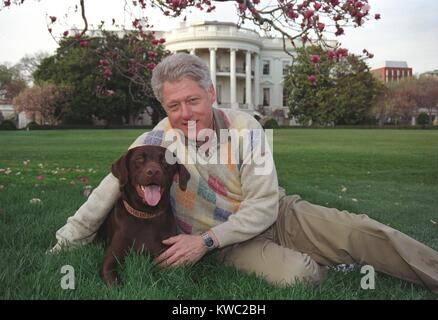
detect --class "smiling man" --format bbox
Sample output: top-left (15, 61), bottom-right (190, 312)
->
top-left (51, 53), bottom-right (438, 293)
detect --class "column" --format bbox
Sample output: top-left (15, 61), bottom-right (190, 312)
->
top-left (245, 50), bottom-right (252, 109)
top-left (209, 48), bottom-right (217, 92)
top-left (273, 57), bottom-right (281, 107)
top-left (230, 48), bottom-right (237, 109)
top-left (254, 53), bottom-right (260, 108)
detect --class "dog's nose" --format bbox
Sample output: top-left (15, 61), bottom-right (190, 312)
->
top-left (146, 168), bottom-right (160, 177)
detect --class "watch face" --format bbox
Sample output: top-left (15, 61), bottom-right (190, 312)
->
top-left (206, 237), bottom-right (214, 247)
top-left (203, 234), bottom-right (214, 248)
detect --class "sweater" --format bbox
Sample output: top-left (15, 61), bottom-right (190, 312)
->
top-left (55, 108), bottom-right (279, 248)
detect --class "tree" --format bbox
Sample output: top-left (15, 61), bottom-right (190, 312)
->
top-left (16, 52), bottom-right (50, 84)
top-left (1, 1), bottom-right (380, 54)
top-left (13, 83), bottom-right (72, 125)
top-left (2, 1), bottom-right (380, 99)
top-left (0, 64), bottom-right (27, 100)
top-left (417, 112), bottom-right (430, 128)
top-left (34, 31), bottom-right (168, 125)
top-left (284, 45), bottom-right (381, 125)
top-left (373, 78), bottom-right (438, 126)
top-left (387, 78), bottom-right (418, 125)
top-left (410, 77), bottom-right (438, 120)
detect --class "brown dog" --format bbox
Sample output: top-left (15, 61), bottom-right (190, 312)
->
top-left (98, 145), bottom-right (190, 286)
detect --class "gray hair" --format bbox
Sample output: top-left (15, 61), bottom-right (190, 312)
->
top-left (151, 53), bottom-right (212, 103)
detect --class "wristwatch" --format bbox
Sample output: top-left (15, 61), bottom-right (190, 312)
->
top-left (201, 232), bottom-right (216, 251)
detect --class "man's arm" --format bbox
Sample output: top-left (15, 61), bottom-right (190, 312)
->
top-left (49, 132), bottom-right (150, 252)
top-left (211, 123), bottom-right (279, 248)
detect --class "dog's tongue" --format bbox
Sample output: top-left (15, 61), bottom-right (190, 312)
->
top-left (143, 185), bottom-right (161, 206)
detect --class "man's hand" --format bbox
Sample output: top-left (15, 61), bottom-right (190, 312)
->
top-left (155, 234), bottom-right (208, 268)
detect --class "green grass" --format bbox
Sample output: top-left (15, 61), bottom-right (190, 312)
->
top-left (0, 129), bottom-right (437, 299)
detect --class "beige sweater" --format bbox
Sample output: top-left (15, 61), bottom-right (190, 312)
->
top-left (54, 108), bottom-right (279, 249)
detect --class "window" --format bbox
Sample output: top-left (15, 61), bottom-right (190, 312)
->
top-left (216, 84), bottom-right (222, 104)
top-left (262, 60), bottom-right (270, 75)
top-left (263, 88), bottom-right (270, 106)
top-left (282, 61), bottom-right (290, 76)
top-left (243, 87), bottom-right (246, 104)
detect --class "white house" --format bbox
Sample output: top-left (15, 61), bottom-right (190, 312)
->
top-left (156, 21), bottom-right (303, 125)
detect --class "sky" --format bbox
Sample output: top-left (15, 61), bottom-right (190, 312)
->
top-left (0, 0), bottom-right (437, 75)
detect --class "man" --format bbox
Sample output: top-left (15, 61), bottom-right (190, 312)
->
top-left (51, 53), bottom-right (438, 293)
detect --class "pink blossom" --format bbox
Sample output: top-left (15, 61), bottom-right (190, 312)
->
top-left (79, 40), bottom-right (89, 47)
top-left (313, 3), bottom-right (321, 11)
top-left (36, 175), bottom-right (45, 181)
top-left (307, 75), bottom-right (317, 84)
top-left (317, 23), bottom-right (325, 32)
top-left (63, 30), bottom-right (69, 37)
top-left (303, 10), bottom-right (314, 19)
top-left (99, 59), bottom-right (109, 66)
top-left (375, 13), bottom-right (381, 20)
top-left (103, 67), bottom-right (113, 79)
top-left (327, 50), bottom-right (336, 61)
top-left (310, 55), bottom-right (321, 64)
top-left (146, 63), bottom-right (156, 70)
top-left (49, 16), bottom-right (57, 23)
top-left (336, 48), bottom-right (349, 58)
top-left (335, 26), bottom-right (344, 36)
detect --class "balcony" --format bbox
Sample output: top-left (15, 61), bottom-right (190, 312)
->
top-left (216, 66), bottom-right (254, 78)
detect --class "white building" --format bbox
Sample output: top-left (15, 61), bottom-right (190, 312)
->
top-left (0, 101), bottom-right (15, 120)
top-left (157, 21), bottom-right (301, 125)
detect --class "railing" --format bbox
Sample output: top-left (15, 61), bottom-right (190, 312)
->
top-left (217, 103), bottom-right (251, 110)
top-left (217, 66), bottom-right (254, 75)
top-left (166, 24), bottom-right (262, 44)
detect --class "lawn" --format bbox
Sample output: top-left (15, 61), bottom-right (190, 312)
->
top-left (0, 128), bottom-right (437, 300)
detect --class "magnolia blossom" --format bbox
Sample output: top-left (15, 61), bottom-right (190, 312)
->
top-left (30, 198), bottom-right (42, 204)
top-left (310, 55), bottom-right (321, 64)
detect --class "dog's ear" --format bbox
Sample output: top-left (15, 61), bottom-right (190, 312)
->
top-left (111, 149), bottom-right (132, 188)
top-left (176, 163), bottom-right (191, 191)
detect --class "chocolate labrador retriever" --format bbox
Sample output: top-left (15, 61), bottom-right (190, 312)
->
top-left (98, 145), bottom-right (190, 286)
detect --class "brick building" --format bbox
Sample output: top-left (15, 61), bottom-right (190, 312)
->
top-left (371, 61), bottom-right (413, 83)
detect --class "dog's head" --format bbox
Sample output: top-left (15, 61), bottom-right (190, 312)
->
top-left (111, 145), bottom-right (190, 207)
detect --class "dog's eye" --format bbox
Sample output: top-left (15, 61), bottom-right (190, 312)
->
top-left (135, 157), bottom-right (144, 163)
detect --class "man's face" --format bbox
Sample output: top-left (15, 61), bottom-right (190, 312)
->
top-left (161, 77), bottom-right (215, 138)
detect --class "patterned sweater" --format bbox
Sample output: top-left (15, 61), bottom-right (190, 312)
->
top-left (55, 108), bottom-right (279, 248)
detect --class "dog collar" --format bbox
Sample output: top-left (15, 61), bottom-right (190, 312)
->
top-left (122, 200), bottom-right (164, 219)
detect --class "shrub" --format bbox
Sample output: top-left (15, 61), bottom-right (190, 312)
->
top-left (26, 121), bottom-right (41, 130)
top-left (263, 118), bottom-right (279, 129)
top-left (417, 112), bottom-right (430, 127)
top-left (0, 120), bottom-right (17, 130)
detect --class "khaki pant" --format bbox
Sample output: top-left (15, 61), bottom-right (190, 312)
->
top-left (217, 188), bottom-right (438, 293)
